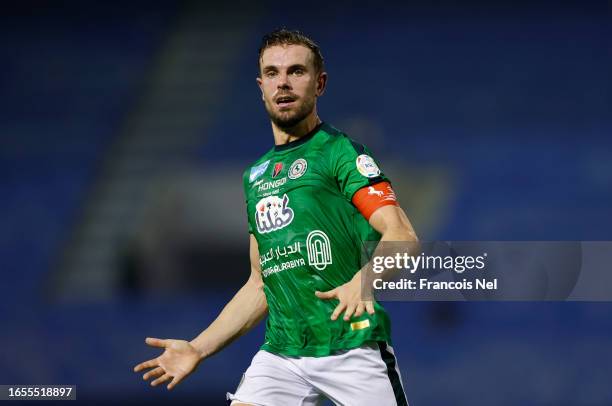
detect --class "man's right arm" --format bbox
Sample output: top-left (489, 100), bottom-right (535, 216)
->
top-left (190, 234), bottom-right (267, 360)
top-left (134, 235), bottom-right (267, 390)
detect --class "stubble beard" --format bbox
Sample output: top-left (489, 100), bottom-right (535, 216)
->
top-left (266, 97), bottom-right (315, 130)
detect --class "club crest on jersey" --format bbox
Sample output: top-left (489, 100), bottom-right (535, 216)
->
top-left (249, 160), bottom-right (270, 182)
top-left (288, 158), bottom-right (308, 179)
top-left (272, 162), bottom-right (283, 178)
top-left (255, 194), bottom-right (294, 234)
top-left (356, 154), bottom-right (380, 178)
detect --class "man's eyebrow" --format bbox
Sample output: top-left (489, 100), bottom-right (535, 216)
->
top-left (287, 64), bottom-right (307, 71)
top-left (262, 64), bottom-right (308, 72)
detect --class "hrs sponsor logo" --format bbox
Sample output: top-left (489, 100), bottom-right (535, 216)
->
top-left (257, 177), bottom-right (287, 193)
top-left (255, 194), bottom-right (294, 234)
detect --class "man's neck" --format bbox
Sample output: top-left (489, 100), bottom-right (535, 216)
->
top-left (272, 113), bottom-right (321, 146)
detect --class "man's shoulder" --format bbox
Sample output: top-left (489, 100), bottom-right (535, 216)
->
top-left (318, 122), bottom-right (347, 143)
top-left (318, 123), bottom-right (369, 155)
top-left (243, 149), bottom-right (274, 185)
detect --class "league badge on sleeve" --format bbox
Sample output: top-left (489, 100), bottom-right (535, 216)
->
top-left (356, 155), bottom-right (381, 178)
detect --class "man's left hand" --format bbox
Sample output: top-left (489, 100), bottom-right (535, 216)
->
top-left (315, 271), bottom-right (375, 321)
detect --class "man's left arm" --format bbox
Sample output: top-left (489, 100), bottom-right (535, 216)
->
top-left (315, 197), bottom-right (418, 321)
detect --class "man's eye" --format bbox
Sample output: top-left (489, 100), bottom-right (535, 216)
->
top-left (266, 71), bottom-right (277, 78)
top-left (293, 69), bottom-right (304, 76)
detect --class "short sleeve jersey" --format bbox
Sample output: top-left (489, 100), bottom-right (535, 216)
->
top-left (243, 122), bottom-right (393, 356)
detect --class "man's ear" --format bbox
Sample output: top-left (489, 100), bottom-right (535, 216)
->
top-left (256, 76), bottom-right (264, 101)
top-left (316, 72), bottom-right (328, 97)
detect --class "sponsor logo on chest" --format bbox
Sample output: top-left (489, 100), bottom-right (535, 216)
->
top-left (259, 230), bottom-right (334, 277)
top-left (257, 177), bottom-right (287, 193)
top-left (249, 160), bottom-right (270, 182)
top-left (255, 194), bottom-right (294, 234)
top-left (251, 158), bottom-right (309, 194)
top-left (272, 162), bottom-right (283, 178)
top-left (306, 230), bottom-right (333, 270)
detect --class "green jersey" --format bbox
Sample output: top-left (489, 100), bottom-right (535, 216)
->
top-left (243, 122), bottom-right (393, 357)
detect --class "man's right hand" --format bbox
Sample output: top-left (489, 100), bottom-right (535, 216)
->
top-left (133, 337), bottom-right (202, 390)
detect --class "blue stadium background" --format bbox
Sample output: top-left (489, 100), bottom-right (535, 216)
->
top-left (1, 1), bottom-right (610, 404)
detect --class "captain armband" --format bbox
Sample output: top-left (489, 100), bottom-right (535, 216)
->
top-left (352, 181), bottom-right (399, 221)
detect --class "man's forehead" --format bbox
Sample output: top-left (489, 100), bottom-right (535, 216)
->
top-left (260, 44), bottom-right (313, 67)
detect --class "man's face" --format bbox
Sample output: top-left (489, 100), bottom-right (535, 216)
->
top-left (257, 44), bottom-right (326, 129)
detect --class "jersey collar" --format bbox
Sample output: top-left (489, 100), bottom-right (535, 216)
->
top-left (274, 122), bottom-right (324, 152)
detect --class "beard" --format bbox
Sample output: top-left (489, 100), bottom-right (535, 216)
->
top-left (265, 96), bottom-right (315, 130)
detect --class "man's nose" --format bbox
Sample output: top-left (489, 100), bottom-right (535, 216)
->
top-left (277, 72), bottom-right (291, 89)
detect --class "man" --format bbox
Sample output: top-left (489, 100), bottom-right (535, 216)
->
top-left (134, 29), bottom-right (417, 406)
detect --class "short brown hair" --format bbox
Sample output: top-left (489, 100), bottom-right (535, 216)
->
top-left (258, 29), bottom-right (325, 75)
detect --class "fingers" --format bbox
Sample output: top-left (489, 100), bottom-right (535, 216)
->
top-left (330, 302), bottom-right (346, 321)
top-left (143, 367), bottom-right (164, 381)
top-left (343, 303), bottom-right (357, 321)
top-left (318, 289), bottom-right (376, 320)
top-left (134, 358), bottom-right (158, 372)
top-left (140, 366), bottom-right (183, 390)
top-left (151, 373), bottom-right (172, 387)
top-left (333, 301), bottom-right (375, 321)
top-left (354, 303), bottom-right (365, 318)
top-left (134, 338), bottom-right (166, 373)
top-left (365, 301), bottom-right (375, 315)
top-left (145, 337), bottom-right (167, 348)
top-left (167, 375), bottom-right (183, 390)
top-left (315, 289), bottom-right (337, 300)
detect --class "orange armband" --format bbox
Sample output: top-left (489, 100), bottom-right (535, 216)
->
top-left (352, 181), bottom-right (398, 221)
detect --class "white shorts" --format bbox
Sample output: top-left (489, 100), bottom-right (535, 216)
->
top-left (226, 341), bottom-right (408, 406)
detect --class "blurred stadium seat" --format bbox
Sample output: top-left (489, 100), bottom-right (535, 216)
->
top-left (0, 1), bottom-right (610, 405)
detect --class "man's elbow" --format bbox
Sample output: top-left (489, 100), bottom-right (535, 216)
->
top-left (247, 273), bottom-right (265, 292)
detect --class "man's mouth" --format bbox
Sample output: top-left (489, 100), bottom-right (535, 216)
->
top-left (276, 95), bottom-right (297, 107)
